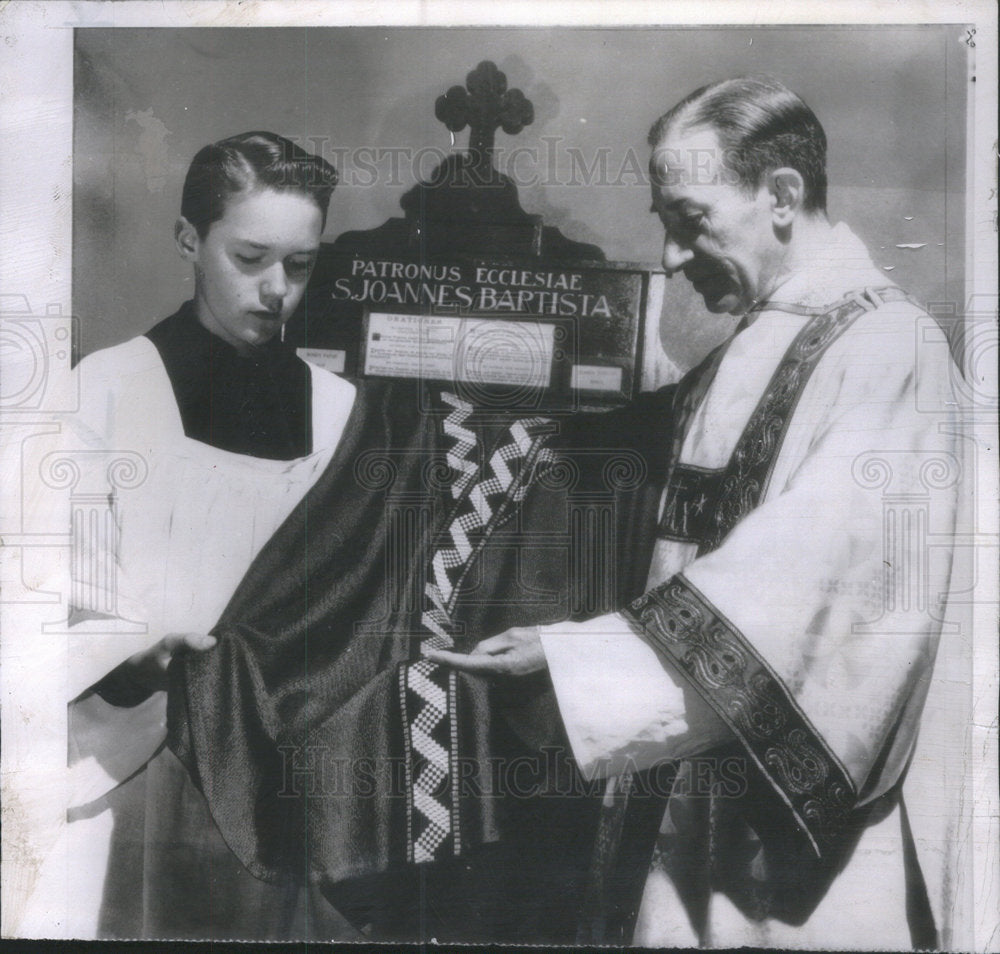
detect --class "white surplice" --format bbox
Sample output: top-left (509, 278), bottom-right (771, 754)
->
top-left (22, 335), bottom-right (356, 938)
top-left (540, 224), bottom-right (970, 949)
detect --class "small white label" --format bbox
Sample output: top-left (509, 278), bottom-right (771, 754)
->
top-left (364, 312), bottom-right (555, 389)
top-left (297, 348), bottom-right (346, 374)
top-left (570, 364), bottom-right (623, 392)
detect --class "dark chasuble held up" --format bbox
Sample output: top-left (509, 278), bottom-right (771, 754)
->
top-left (165, 61), bottom-right (673, 941)
top-left (165, 379), bottom-right (676, 940)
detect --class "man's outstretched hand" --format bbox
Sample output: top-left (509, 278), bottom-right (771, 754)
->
top-left (423, 625), bottom-right (546, 676)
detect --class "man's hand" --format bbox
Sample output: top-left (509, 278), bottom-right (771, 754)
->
top-left (423, 625), bottom-right (546, 676)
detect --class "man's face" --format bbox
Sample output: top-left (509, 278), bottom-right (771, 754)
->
top-left (650, 124), bottom-right (777, 315)
top-left (184, 187), bottom-right (323, 353)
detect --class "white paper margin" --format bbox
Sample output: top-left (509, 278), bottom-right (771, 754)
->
top-left (1, 0), bottom-right (996, 947)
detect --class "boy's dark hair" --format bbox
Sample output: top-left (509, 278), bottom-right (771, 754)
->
top-left (181, 131), bottom-right (338, 237)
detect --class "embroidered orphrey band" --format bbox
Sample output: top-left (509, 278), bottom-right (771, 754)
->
top-left (401, 393), bottom-right (556, 865)
top-left (624, 575), bottom-right (856, 856)
top-left (658, 286), bottom-right (912, 553)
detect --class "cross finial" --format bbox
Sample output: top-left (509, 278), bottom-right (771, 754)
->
top-left (435, 61), bottom-right (534, 169)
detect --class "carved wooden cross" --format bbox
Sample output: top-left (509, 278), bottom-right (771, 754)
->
top-left (435, 61), bottom-right (534, 168)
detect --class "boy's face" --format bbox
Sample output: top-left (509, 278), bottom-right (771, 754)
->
top-left (177, 187), bottom-right (322, 353)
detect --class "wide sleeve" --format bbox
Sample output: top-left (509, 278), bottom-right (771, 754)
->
top-left (545, 305), bottom-right (960, 856)
top-left (539, 613), bottom-right (733, 779)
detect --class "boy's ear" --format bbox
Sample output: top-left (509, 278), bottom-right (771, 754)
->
top-left (174, 216), bottom-right (200, 261)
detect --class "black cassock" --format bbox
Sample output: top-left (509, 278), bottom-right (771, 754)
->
top-left (166, 377), bottom-right (676, 942)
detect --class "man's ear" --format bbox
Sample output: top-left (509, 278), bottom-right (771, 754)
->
top-left (767, 168), bottom-right (805, 228)
top-left (174, 216), bottom-right (200, 262)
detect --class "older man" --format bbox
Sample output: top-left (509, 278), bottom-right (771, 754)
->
top-left (429, 76), bottom-right (963, 948)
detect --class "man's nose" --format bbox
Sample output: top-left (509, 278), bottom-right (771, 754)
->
top-left (260, 263), bottom-right (288, 308)
top-left (662, 235), bottom-right (694, 276)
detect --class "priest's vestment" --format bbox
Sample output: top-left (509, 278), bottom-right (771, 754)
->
top-left (540, 224), bottom-right (967, 949)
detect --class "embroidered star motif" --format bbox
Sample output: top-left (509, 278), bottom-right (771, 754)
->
top-left (693, 493), bottom-right (708, 515)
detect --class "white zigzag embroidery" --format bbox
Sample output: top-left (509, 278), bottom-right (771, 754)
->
top-left (405, 395), bottom-right (555, 866)
top-left (441, 391), bottom-right (477, 499)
